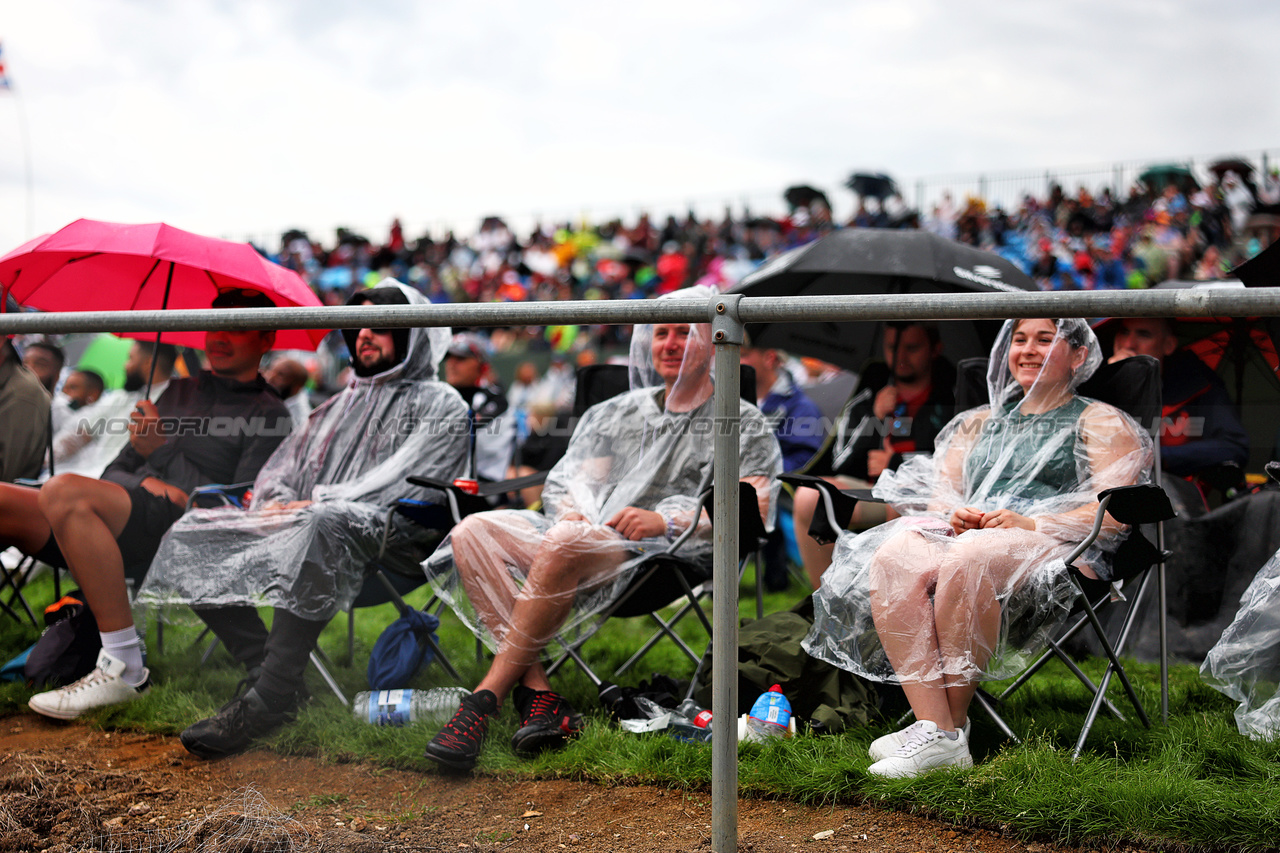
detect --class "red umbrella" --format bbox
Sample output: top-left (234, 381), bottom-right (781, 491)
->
top-left (0, 219), bottom-right (328, 351)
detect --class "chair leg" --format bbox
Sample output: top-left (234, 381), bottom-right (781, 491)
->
top-left (614, 602), bottom-right (703, 678)
top-left (199, 635), bottom-right (220, 666)
top-left (308, 650), bottom-right (349, 706)
top-left (347, 608), bottom-right (355, 666)
top-left (971, 689), bottom-right (1021, 744)
top-left (1071, 575), bottom-right (1154, 760)
top-left (0, 555), bottom-right (39, 629)
top-left (1044, 639), bottom-right (1126, 722)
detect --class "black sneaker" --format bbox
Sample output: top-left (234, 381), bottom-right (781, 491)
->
top-left (424, 689), bottom-right (498, 772)
top-left (510, 685), bottom-right (582, 757)
top-left (180, 687), bottom-right (300, 759)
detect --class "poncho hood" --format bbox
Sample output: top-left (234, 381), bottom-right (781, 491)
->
top-left (341, 280), bottom-right (448, 386)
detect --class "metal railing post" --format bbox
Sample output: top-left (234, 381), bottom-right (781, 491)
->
top-left (709, 292), bottom-right (744, 853)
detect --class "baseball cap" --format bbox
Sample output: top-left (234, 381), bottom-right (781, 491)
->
top-left (446, 332), bottom-right (489, 362)
top-left (212, 288), bottom-right (276, 309)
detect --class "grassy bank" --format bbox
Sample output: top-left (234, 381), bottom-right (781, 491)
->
top-left (1, 568), bottom-right (1277, 852)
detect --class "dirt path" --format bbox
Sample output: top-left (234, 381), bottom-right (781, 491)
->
top-left (0, 714), bottom-right (1088, 853)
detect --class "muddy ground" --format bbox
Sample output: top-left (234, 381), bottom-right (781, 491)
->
top-left (0, 715), bottom-right (1116, 853)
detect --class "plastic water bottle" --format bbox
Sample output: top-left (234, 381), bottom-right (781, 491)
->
top-left (352, 687), bottom-right (471, 727)
top-left (744, 684), bottom-right (791, 741)
top-left (676, 698), bottom-right (713, 729)
top-left (668, 698), bottom-right (713, 742)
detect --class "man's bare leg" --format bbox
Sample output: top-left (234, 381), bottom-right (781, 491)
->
top-left (38, 474), bottom-right (134, 631)
top-left (28, 475), bottom-right (152, 718)
top-left (0, 483), bottom-right (54, 555)
top-left (473, 521), bottom-right (629, 704)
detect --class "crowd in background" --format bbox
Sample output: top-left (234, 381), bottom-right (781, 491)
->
top-left (251, 158), bottom-right (1280, 405)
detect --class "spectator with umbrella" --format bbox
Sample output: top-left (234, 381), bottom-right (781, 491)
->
top-left (21, 288), bottom-right (290, 719)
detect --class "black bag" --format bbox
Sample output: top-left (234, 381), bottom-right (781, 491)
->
top-left (24, 590), bottom-right (101, 689)
top-left (692, 595), bottom-right (894, 734)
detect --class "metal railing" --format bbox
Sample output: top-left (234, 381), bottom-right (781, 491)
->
top-left (4, 285), bottom-right (1280, 853)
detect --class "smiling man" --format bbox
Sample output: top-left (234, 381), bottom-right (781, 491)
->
top-left (140, 282), bottom-right (472, 758)
top-left (16, 289), bottom-right (291, 720)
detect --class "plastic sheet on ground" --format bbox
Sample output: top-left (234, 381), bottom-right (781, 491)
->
top-left (804, 318), bottom-right (1153, 684)
top-left (140, 281), bottom-right (472, 621)
top-left (425, 285), bottom-right (782, 653)
top-left (1201, 546), bottom-right (1280, 740)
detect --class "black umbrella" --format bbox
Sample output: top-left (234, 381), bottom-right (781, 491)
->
top-left (729, 228), bottom-right (1036, 370)
top-left (1208, 157), bottom-right (1256, 184)
top-left (1233, 238), bottom-right (1280, 288)
top-left (845, 172), bottom-right (898, 199)
top-left (784, 185), bottom-right (831, 210)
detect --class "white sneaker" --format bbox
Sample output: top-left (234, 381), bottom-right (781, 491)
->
top-left (866, 720), bottom-right (973, 779)
top-left (869, 718), bottom-right (971, 761)
top-left (28, 649), bottom-right (151, 720)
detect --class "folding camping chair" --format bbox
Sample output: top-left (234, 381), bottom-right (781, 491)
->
top-left (170, 475), bottom-right (510, 706)
top-left (2, 410), bottom-right (62, 628)
top-left (404, 363), bottom-right (768, 698)
top-left (785, 354), bottom-right (1176, 758)
top-left (541, 480), bottom-right (769, 697)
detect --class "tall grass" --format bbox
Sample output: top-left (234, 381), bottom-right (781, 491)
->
top-left (2, 567), bottom-right (1278, 852)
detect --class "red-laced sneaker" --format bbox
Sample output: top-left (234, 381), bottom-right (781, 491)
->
top-left (511, 685), bottom-right (583, 757)
top-left (424, 689), bottom-right (498, 771)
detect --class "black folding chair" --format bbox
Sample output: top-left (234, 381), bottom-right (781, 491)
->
top-left (542, 480), bottom-right (769, 696)
top-left (1, 409), bottom-right (59, 628)
top-left (786, 354), bottom-right (1176, 758)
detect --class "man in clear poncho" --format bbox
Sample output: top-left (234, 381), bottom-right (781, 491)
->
top-left (804, 318), bottom-right (1152, 778)
top-left (140, 282), bottom-right (471, 758)
top-left (1201, 543), bottom-right (1280, 740)
top-left (422, 290), bottom-right (783, 771)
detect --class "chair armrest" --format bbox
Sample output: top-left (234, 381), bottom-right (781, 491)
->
top-left (476, 470), bottom-right (547, 498)
top-left (779, 473), bottom-right (866, 545)
top-left (186, 481), bottom-right (255, 511)
top-left (666, 481), bottom-right (767, 561)
top-left (1062, 483), bottom-right (1175, 570)
top-left (404, 475), bottom-right (491, 522)
top-left (1096, 484), bottom-right (1176, 526)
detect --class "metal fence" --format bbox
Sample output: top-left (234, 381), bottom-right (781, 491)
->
top-left (4, 286), bottom-right (1280, 853)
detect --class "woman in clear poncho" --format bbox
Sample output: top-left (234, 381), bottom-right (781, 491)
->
top-left (422, 288), bottom-right (782, 771)
top-left (803, 318), bottom-right (1152, 777)
top-left (1201, 545), bottom-right (1280, 740)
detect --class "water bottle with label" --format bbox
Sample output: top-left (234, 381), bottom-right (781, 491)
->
top-left (352, 687), bottom-right (471, 727)
top-left (743, 684), bottom-right (791, 741)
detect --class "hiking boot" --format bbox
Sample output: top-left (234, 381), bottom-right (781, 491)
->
top-left (28, 649), bottom-right (151, 720)
top-left (869, 718), bottom-right (970, 762)
top-left (180, 687), bottom-right (301, 759)
top-left (866, 720), bottom-right (973, 779)
top-left (424, 689), bottom-right (499, 771)
top-left (510, 685), bottom-right (583, 757)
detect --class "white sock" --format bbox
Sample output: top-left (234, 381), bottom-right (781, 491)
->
top-left (99, 627), bottom-right (147, 687)
top-left (940, 728), bottom-right (959, 740)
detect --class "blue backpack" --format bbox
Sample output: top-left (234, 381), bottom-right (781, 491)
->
top-left (366, 608), bottom-right (440, 690)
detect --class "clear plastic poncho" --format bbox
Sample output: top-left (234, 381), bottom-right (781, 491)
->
top-left (425, 287), bottom-right (783, 653)
top-left (140, 282), bottom-right (472, 622)
top-left (803, 318), bottom-right (1153, 684)
top-left (1200, 546), bottom-right (1280, 740)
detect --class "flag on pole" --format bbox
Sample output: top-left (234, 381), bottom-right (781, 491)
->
top-left (0, 42), bottom-right (11, 90)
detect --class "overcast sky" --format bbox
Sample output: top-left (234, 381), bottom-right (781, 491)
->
top-left (0, 0), bottom-right (1275, 252)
